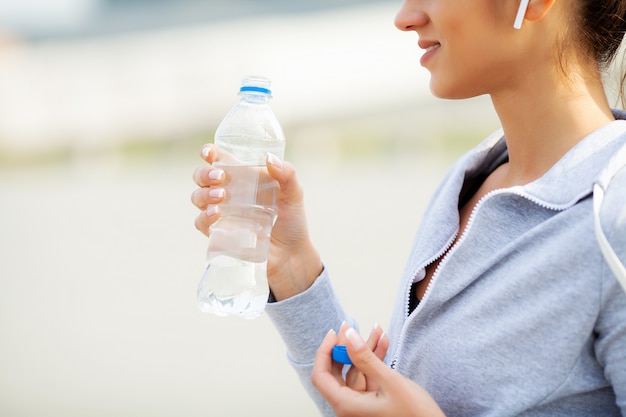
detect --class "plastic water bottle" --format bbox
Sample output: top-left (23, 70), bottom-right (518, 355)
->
top-left (197, 76), bottom-right (285, 319)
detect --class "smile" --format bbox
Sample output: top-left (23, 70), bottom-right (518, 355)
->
top-left (419, 42), bottom-right (440, 67)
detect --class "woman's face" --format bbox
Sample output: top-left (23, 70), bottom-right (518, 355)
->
top-left (395, 0), bottom-right (531, 99)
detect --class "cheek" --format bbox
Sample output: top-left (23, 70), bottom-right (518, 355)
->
top-left (427, 26), bottom-right (515, 98)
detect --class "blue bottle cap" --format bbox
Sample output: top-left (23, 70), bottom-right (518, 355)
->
top-left (239, 76), bottom-right (272, 95)
top-left (332, 345), bottom-right (353, 365)
top-left (239, 85), bottom-right (271, 94)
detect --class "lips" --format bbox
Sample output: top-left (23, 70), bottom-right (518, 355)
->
top-left (418, 40), bottom-right (440, 66)
top-left (418, 40), bottom-right (441, 52)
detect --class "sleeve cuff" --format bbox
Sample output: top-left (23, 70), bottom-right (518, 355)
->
top-left (265, 266), bottom-right (352, 365)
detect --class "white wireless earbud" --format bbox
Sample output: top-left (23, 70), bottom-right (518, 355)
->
top-left (514, 0), bottom-right (530, 29)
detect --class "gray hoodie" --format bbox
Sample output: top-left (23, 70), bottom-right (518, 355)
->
top-left (267, 113), bottom-right (626, 417)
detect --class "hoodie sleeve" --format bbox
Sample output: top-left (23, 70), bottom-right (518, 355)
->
top-left (265, 267), bottom-right (355, 417)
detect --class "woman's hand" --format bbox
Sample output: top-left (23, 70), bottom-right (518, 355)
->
top-left (191, 144), bottom-right (323, 300)
top-left (337, 322), bottom-right (389, 392)
top-left (312, 325), bottom-right (446, 417)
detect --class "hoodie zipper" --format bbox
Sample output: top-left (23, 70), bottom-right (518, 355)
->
top-left (389, 187), bottom-right (580, 370)
top-left (390, 231), bottom-right (457, 370)
top-left (402, 234), bottom-right (457, 319)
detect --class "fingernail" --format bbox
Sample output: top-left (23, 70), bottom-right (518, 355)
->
top-left (368, 323), bottom-right (380, 340)
top-left (201, 146), bottom-right (211, 159)
top-left (267, 152), bottom-right (283, 169)
top-left (208, 188), bottom-right (225, 198)
top-left (205, 206), bottom-right (220, 217)
top-left (208, 169), bottom-right (224, 180)
top-left (345, 327), bottom-right (364, 350)
top-left (327, 328), bottom-right (336, 336)
top-left (339, 321), bottom-right (349, 333)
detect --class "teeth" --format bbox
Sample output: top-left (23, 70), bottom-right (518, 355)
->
top-left (426, 44), bottom-right (440, 52)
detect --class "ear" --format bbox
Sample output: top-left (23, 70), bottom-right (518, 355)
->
top-left (524, 0), bottom-right (557, 22)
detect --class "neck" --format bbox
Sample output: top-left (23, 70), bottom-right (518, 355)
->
top-left (490, 66), bottom-right (614, 187)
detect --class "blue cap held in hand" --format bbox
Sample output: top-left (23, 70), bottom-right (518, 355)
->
top-left (332, 345), bottom-right (353, 365)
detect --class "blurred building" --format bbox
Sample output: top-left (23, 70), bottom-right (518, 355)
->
top-left (0, 0), bottom-right (397, 40)
top-left (0, 0), bottom-right (497, 159)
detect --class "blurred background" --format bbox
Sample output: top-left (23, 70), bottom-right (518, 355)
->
top-left (0, 0), bottom-right (499, 416)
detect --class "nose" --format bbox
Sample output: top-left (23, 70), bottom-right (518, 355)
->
top-left (394, 1), bottom-right (428, 31)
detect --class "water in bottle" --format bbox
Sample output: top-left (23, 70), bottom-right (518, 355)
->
top-left (197, 76), bottom-right (285, 319)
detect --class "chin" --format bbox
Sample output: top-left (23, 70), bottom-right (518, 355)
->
top-left (429, 78), bottom-right (483, 100)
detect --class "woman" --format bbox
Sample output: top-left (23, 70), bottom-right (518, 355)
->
top-left (191, 0), bottom-right (626, 415)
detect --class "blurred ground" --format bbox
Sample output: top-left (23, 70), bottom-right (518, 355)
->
top-left (0, 116), bottom-right (498, 417)
top-left (0, 149), bottom-right (451, 417)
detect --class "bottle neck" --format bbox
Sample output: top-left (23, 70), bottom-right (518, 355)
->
top-left (239, 93), bottom-right (271, 104)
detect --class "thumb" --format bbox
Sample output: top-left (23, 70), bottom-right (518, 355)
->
top-left (345, 327), bottom-right (392, 387)
top-left (266, 153), bottom-right (304, 205)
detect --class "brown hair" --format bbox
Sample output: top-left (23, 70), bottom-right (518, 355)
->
top-left (576, 0), bottom-right (626, 106)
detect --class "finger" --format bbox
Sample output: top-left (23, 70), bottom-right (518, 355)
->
top-left (367, 330), bottom-right (390, 392)
top-left (192, 166), bottom-right (225, 188)
top-left (199, 144), bottom-right (217, 163)
top-left (366, 324), bottom-right (384, 352)
top-left (194, 206), bottom-right (220, 236)
top-left (333, 323), bottom-right (352, 374)
top-left (345, 355), bottom-right (366, 391)
top-left (204, 144), bottom-right (241, 165)
top-left (373, 331), bottom-right (390, 362)
top-left (346, 324), bottom-right (381, 390)
top-left (344, 327), bottom-right (394, 390)
top-left (191, 187), bottom-right (226, 211)
top-left (266, 153), bottom-right (304, 206)
top-left (313, 330), bottom-right (376, 415)
top-left (312, 330), bottom-right (345, 395)
top-left (336, 322), bottom-right (351, 345)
